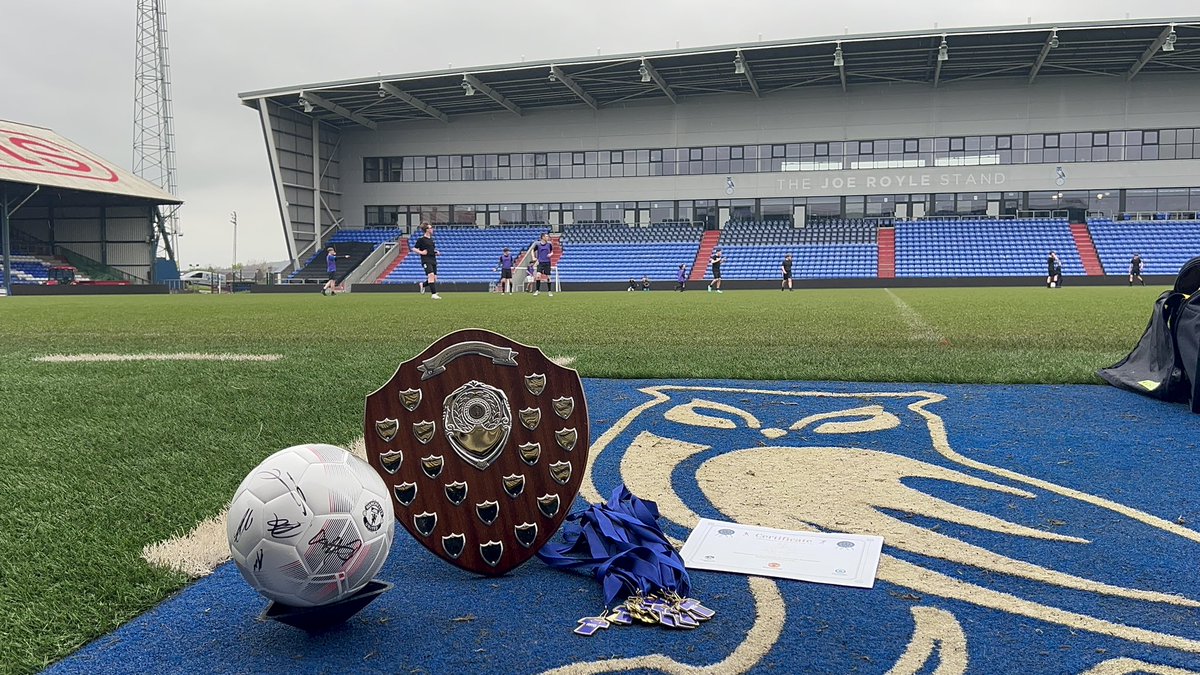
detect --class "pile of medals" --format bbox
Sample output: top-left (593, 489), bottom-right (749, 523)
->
top-left (537, 484), bottom-right (715, 637)
top-left (575, 591), bottom-right (715, 636)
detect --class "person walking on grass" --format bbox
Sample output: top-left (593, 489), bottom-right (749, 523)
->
top-left (533, 233), bottom-right (554, 297)
top-left (322, 246), bottom-right (349, 296)
top-left (707, 248), bottom-right (724, 293)
top-left (781, 254), bottom-right (794, 291)
top-left (675, 264), bottom-right (688, 292)
top-left (413, 223), bottom-right (442, 300)
top-left (1130, 253), bottom-right (1145, 286)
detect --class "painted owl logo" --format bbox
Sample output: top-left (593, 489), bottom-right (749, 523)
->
top-left (557, 383), bottom-right (1200, 674)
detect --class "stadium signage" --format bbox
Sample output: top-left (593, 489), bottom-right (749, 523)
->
top-left (0, 128), bottom-right (119, 182)
top-left (775, 170), bottom-right (1007, 192)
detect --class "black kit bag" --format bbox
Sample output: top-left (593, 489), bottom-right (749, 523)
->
top-left (1099, 256), bottom-right (1200, 411)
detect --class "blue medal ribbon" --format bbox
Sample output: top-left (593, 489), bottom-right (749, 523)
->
top-left (538, 484), bottom-right (691, 607)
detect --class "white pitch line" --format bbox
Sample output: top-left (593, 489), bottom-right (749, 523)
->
top-left (34, 353), bottom-right (283, 363)
top-left (551, 356), bottom-right (576, 367)
top-left (884, 289), bottom-right (945, 343)
top-left (141, 437), bottom-right (368, 578)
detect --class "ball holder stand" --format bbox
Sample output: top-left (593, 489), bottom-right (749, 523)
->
top-left (260, 580), bottom-right (394, 631)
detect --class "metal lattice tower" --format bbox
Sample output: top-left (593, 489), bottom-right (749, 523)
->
top-left (133, 0), bottom-right (179, 262)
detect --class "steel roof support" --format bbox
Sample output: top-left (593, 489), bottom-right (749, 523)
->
top-left (1028, 30), bottom-right (1057, 83)
top-left (462, 74), bottom-right (523, 116)
top-left (639, 58), bottom-right (677, 104)
top-left (1127, 25), bottom-right (1175, 80)
top-left (379, 83), bottom-right (449, 123)
top-left (734, 51), bottom-right (761, 97)
top-left (549, 66), bottom-right (599, 109)
top-left (298, 91), bottom-right (377, 129)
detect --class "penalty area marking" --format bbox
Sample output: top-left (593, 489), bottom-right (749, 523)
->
top-left (34, 353), bottom-right (283, 363)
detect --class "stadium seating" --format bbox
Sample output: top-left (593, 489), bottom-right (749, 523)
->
top-left (0, 252), bottom-right (90, 284)
top-left (556, 222), bottom-right (703, 281)
top-left (384, 226), bottom-right (548, 284)
top-left (719, 219), bottom-right (880, 246)
top-left (1088, 218), bottom-right (1200, 275)
top-left (0, 253), bottom-right (52, 284)
top-left (895, 218), bottom-right (1083, 277)
top-left (702, 219), bottom-right (879, 279)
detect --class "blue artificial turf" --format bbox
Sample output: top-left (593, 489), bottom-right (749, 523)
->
top-left (47, 379), bottom-right (1200, 674)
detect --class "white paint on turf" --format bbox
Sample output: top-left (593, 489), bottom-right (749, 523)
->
top-left (885, 289), bottom-right (945, 343)
top-left (35, 353), bottom-right (283, 363)
top-left (141, 437), bottom-right (366, 578)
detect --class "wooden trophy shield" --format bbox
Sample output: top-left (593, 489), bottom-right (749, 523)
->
top-left (364, 329), bottom-right (589, 576)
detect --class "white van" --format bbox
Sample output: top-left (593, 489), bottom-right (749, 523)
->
top-left (179, 270), bottom-right (226, 288)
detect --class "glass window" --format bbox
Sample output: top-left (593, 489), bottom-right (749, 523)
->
top-left (904, 139), bottom-right (918, 153)
top-left (1093, 133), bottom-right (1108, 147)
top-left (950, 138), bottom-right (964, 151)
top-left (981, 136), bottom-right (997, 151)
top-left (1126, 130), bottom-right (1142, 146)
top-left (649, 150), bottom-right (661, 162)
top-left (860, 141), bottom-right (873, 154)
top-left (800, 143), bottom-right (815, 157)
top-left (572, 152), bottom-right (584, 165)
top-left (730, 146), bottom-right (743, 159)
top-left (1044, 134), bottom-right (1059, 148)
top-left (1145, 130), bottom-right (1159, 144)
top-left (425, 156), bottom-right (437, 169)
top-left (1126, 189), bottom-right (1156, 212)
top-left (772, 145), bottom-right (785, 158)
top-left (965, 136), bottom-right (981, 151)
top-left (1060, 133), bottom-right (1076, 148)
top-left (1179, 129), bottom-right (1195, 144)
top-left (612, 151), bottom-right (623, 164)
top-left (785, 144), bottom-right (800, 158)
top-left (1028, 135), bottom-right (1043, 149)
top-left (816, 143), bottom-right (828, 156)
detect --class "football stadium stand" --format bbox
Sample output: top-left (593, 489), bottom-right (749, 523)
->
top-left (1088, 218), bottom-right (1200, 275)
top-left (556, 222), bottom-right (703, 282)
top-left (895, 218), bottom-right (1084, 278)
top-left (383, 225), bottom-right (548, 284)
top-left (703, 219), bottom-right (879, 279)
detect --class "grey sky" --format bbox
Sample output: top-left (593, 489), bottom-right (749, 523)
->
top-left (4, 1), bottom-right (1195, 267)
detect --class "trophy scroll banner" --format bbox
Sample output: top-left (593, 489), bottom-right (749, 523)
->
top-left (364, 329), bottom-right (590, 576)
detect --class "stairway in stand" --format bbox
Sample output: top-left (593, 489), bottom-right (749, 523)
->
top-left (375, 239), bottom-right (409, 282)
top-left (1069, 223), bottom-right (1105, 275)
top-left (690, 230), bottom-right (721, 281)
top-left (550, 234), bottom-right (565, 266)
top-left (877, 227), bottom-right (895, 279)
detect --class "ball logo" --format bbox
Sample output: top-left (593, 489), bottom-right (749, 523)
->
top-left (0, 128), bottom-right (119, 183)
top-left (362, 500), bottom-right (385, 532)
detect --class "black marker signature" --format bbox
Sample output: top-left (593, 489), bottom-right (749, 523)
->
top-left (267, 515), bottom-right (303, 539)
top-left (234, 508), bottom-right (253, 543)
top-left (257, 469), bottom-right (308, 516)
top-left (308, 528), bottom-right (362, 564)
top-left (253, 548), bottom-right (264, 571)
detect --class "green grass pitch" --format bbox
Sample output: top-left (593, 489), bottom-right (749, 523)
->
top-left (0, 286), bottom-right (1162, 673)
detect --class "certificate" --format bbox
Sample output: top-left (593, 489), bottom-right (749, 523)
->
top-left (679, 518), bottom-right (884, 589)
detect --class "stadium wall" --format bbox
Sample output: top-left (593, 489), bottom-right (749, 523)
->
top-left (336, 74), bottom-right (1200, 209)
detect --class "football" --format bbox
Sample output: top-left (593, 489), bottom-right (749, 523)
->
top-left (226, 443), bottom-right (394, 608)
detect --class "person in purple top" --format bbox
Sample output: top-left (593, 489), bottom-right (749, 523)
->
top-left (322, 246), bottom-right (349, 296)
top-left (533, 233), bottom-right (554, 297)
top-left (675, 264), bottom-right (688, 292)
top-left (494, 247), bottom-right (516, 294)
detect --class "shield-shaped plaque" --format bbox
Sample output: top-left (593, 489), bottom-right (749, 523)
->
top-left (365, 329), bottom-right (590, 576)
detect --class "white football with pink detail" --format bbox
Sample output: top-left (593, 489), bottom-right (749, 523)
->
top-left (226, 444), bottom-right (394, 607)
